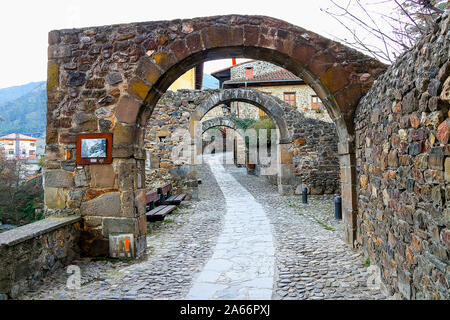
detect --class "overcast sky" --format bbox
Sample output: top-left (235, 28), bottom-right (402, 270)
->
top-left (0, 0), bottom-right (384, 88)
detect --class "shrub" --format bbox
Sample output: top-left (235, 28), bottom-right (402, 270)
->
top-left (230, 117), bottom-right (256, 130)
top-left (248, 118), bottom-right (276, 145)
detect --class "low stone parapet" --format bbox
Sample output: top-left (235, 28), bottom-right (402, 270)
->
top-left (0, 216), bottom-right (81, 299)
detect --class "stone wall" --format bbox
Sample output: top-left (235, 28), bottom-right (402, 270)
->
top-left (290, 117), bottom-right (340, 195)
top-left (145, 89), bottom-right (340, 195)
top-left (144, 89), bottom-right (215, 199)
top-left (354, 13), bottom-right (450, 299)
top-left (281, 102), bottom-right (339, 195)
top-left (0, 216), bottom-right (81, 299)
top-left (230, 60), bottom-right (281, 79)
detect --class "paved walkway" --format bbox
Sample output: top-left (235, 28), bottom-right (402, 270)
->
top-left (19, 153), bottom-right (386, 300)
top-left (187, 155), bottom-right (274, 299)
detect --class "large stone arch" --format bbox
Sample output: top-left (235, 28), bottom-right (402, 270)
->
top-left (46, 15), bottom-right (386, 256)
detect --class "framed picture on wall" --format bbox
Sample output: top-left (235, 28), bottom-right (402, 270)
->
top-left (76, 133), bottom-right (113, 165)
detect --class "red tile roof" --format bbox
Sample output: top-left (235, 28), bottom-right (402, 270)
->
top-left (0, 133), bottom-right (37, 140)
top-left (225, 69), bottom-right (302, 84)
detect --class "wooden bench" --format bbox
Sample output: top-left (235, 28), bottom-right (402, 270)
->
top-left (157, 183), bottom-right (186, 205)
top-left (145, 191), bottom-right (176, 222)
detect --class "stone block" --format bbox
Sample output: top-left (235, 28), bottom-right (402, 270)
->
top-left (48, 44), bottom-right (71, 59)
top-left (113, 124), bottom-right (136, 146)
top-left (387, 150), bottom-right (398, 168)
top-left (118, 161), bottom-right (135, 191)
top-left (67, 72), bottom-right (86, 87)
top-left (360, 175), bottom-right (368, 188)
top-left (441, 229), bottom-right (450, 248)
top-left (428, 147), bottom-right (444, 170)
top-left (74, 169), bottom-right (88, 187)
top-left (112, 145), bottom-right (134, 158)
top-left (127, 77), bottom-right (151, 101)
top-left (445, 157), bottom-right (450, 182)
top-left (102, 217), bottom-right (137, 236)
top-left (440, 76), bottom-right (450, 102)
top-left (44, 170), bottom-right (74, 188)
top-left (437, 119), bottom-right (449, 145)
top-left (44, 188), bottom-right (66, 209)
top-left (279, 149), bottom-right (293, 164)
top-left (185, 32), bottom-right (203, 55)
top-left (115, 95), bottom-right (141, 124)
top-left (80, 192), bottom-right (122, 217)
top-left (307, 52), bottom-right (334, 77)
top-left (106, 73), bottom-right (123, 85)
top-left (120, 190), bottom-right (137, 218)
top-left (320, 64), bottom-right (349, 93)
top-left (90, 165), bottom-right (116, 188)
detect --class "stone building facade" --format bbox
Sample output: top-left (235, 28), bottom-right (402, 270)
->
top-left (219, 61), bottom-right (332, 122)
top-left (354, 14), bottom-right (450, 299)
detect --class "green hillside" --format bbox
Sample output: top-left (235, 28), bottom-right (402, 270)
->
top-left (0, 82), bottom-right (44, 105)
top-left (0, 82), bottom-right (46, 138)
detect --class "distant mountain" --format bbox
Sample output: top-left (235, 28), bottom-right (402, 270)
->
top-left (202, 73), bottom-right (219, 89)
top-left (0, 82), bottom-right (46, 138)
top-left (0, 82), bottom-right (44, 105)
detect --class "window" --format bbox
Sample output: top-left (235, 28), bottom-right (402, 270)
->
top-left (8, 150), bottom-right (14, 155)
top-left (284, 92), bottom-right (296, 106)
top-left (30, 142), bottom-right (35, 146)
top-left (311, 95), bottom-right (324, 112)
top-left (8, 141), bottom-right (13, 145)
top-left (29, 150), bottom-right (35, 155)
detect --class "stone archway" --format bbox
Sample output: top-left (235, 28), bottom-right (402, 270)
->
top-left (46, 15), bottom-right (386, 256)
top-left (201, 116), bottom-right (243, 172)
top-left (192, 89), bottom-right (294, 195)
top-left (201, 116), bottom-right (239, 134)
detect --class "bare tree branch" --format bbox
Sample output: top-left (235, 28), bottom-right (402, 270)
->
top-left (321, 0), bottom-right (445, 64)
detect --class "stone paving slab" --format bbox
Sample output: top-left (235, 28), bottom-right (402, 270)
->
top-left (187, 155), bottom-right (275, 300)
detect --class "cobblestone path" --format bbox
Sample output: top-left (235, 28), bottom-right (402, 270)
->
top-left (19, 153), bottom-right (386, 300)
top-left (20, 159), bottom-right (226, 300)
top-left (187, 155), bottom-right (274, 299)
top-left (227, 162), bottom-right (386, 300)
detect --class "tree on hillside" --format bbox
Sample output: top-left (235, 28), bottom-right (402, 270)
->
top-left (321, 0), bottom-right (449, 63)
top-left (0, 153), bottom-right (43, 225)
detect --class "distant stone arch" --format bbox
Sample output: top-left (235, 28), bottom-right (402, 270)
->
top-left (201, 116), bottom-right (239, 134)
top-left (192, 89), bottom-right (290, 142)
top-left (191, 89), bottom-right (294, 195)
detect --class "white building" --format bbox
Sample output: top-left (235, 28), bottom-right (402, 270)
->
top-left (0, 133), bottom-right (38, 160)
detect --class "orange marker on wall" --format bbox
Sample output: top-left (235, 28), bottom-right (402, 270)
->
top-left (125, 237), bottom-right (130, 251)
